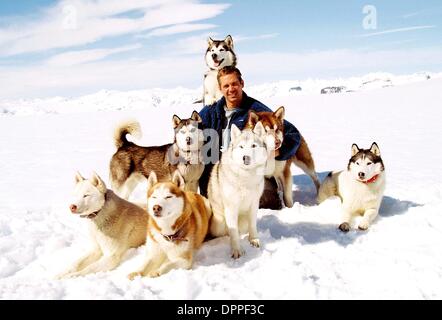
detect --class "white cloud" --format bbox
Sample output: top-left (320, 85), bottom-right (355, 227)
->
top-left (0, 0), bottom-right (230, 57)
top-left (358, 25), bottom-right (435, 37)
top-left (402, 12), bottom-right (421, 19)
top-left (234, 33), bottom-right (279, 42)
top-left (46, 44), bottom-right (142, 66)
top-left (166, 32), bottom-right (220, 55)
top-left (137, 23), bottom-right (217, 38)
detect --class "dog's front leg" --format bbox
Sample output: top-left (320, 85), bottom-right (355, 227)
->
top-left (56, 247), bottom-right (102, 279)
top-left (247, 203), bottom-right (260, 248)
top-left (282, 163), bottom-right (294, 208)
top-left (358, 208), bottom-right (379, 230)
top-left (68, 252), bottom-right (123, 277)
top-left (128, 242), bottom-right (165, 280)
top-left (339, 206), bottom-right (354, 232)
top-left (224, 206), bottom-right (244, 259)
top-left (154, 254), bottom-right (192, 277)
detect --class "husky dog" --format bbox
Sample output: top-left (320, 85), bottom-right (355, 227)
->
top-left (203, 35), bottom-right (237, 105)
top-left (318, 143), bottom-right (386, 232)
top-left (128, 171), bottom-right (211, 279)
top-left (110, 111), bottom-right (204, 199)
top-left (246, 107), bottom-right (320, 208)
top-left (58, 172), bottom-right (148, 278)
top-left (208, 122), bottom-right (274, 258)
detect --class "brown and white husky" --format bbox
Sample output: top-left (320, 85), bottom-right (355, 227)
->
top-left (246, 107), bottom-right (320, 208)
top-left (128, 170), bottom-right (212, 279)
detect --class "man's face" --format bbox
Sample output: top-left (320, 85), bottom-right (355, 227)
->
top-left (218, 73), bottom-right (244, 108)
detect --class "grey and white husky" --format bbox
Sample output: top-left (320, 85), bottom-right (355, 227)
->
top-left (208, 122), bottom-right (274, 258)
top-left (318, 143), bottom-right (386, 232)
top-left (203, 35), bottom-right (237, 105)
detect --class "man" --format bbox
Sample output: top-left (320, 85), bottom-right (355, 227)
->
top-left (198, 66), bottom-right (301, 209)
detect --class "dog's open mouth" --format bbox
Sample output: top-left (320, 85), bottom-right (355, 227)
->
top-left (213, 58), bottom-right (224, 67)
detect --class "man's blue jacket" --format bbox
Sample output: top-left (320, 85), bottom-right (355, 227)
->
top-left (198, 92), bottom-right (301, 161)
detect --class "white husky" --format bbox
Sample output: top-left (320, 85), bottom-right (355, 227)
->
top-left (203, 35), bottom-right (237, 105)
top-left (58, 172), bottom-right (148, 278)
top-left (318, 142), bottom-right (386, 232)
top-left (208, 122), bottom-right (274, 258)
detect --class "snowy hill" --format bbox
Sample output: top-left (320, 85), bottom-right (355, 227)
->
top-left (0, 73), bottom-right (441, 299)
top-left (1, 72), bottom-right (440, 117)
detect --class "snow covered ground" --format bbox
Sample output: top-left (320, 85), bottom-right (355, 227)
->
top-left (0, 73), bottom-right (441, 299)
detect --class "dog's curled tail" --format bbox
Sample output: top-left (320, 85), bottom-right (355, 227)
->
top-left (113, 120), bottom-right (142, 149)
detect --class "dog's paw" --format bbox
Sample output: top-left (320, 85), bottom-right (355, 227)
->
top-left (146, 271), bottom-right (161, 278)
top-left (358, 221), bottom-right (369, 231)
top-left (284, 198), bottom-right (294, 208)
top-left (249, 238), bottom-right (260, 248)
top-left (231, 247), bottom-right (245, 259)
top-left (127, 272), bottom-right (143, 280)
top-left (338, 222), bottom-right (351, 232)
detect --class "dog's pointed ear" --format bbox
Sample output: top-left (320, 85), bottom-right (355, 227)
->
top-left (75, 171), bottom-right (85, 184)
top-left (274, 106), bottom-right (285, 121)
top-left (351, 144), bottom-right (360, 157)
top-left (191, 111), bottom-right (202, 123)
top-left (253, 121), bottom-right (266, 137)
top-left (225, 35), bottom-right (233, 49)
top-left (370, 142), bottom-right (381, 156)
top-left (171, 170), bottom-right (185, 190)
top-left (91, 172), bottom-right (107, 193)
top-left (172, 115), bottom-right (181, 129)
top-left (230, 124), bottom-right (241, 144)
top-left (208, 37), bottom-right (214, 46)
top-left (146, 171), bottom-right (158, 192)
top-left (247, 110), bottom-right (259, 127)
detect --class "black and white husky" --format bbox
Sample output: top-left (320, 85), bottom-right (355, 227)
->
top-left (203, 35), bottom-right (237, 105)
top-left (318, 143), bottom-right (386, 232)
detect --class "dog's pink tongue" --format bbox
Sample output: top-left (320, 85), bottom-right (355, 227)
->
top-left (214, 61), bottom-right (220, 67)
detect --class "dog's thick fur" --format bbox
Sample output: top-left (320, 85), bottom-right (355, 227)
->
top-left (128, 171), bottom-right (211, 279)
top-left (110, 111), bottom-right (204, 199)
top-left (58, 172), bottom-right (148, 278)
top-left (203, 35), bottom-right (237, 105)
top-left (318, 143), bottom-right (386, 232)
top-left (208, 122), bottom-right (273, 258)
top-left (246, 107), bottom-right (320, 208)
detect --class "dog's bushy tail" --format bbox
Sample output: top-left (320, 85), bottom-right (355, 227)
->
top-left (113, 120), bottom-right (142, 149)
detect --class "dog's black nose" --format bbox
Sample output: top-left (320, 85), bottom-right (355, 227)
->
top-left (243, 155), bottom-right (251, 165)
top-left (153, 205), bottom-right (162, 217)
top-left (186, 136), bottom-right (192, 145)
top-left (212, 53), bottom-right (217, 60)
top-left (358, 172), bottom-right (365, 178)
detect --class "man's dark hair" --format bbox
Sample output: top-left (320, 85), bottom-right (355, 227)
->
top-left (217, 66), bottom-right (243, 85)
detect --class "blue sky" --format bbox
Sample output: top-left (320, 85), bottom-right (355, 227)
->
top-left (0, 0), bottom-right (441, 98)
